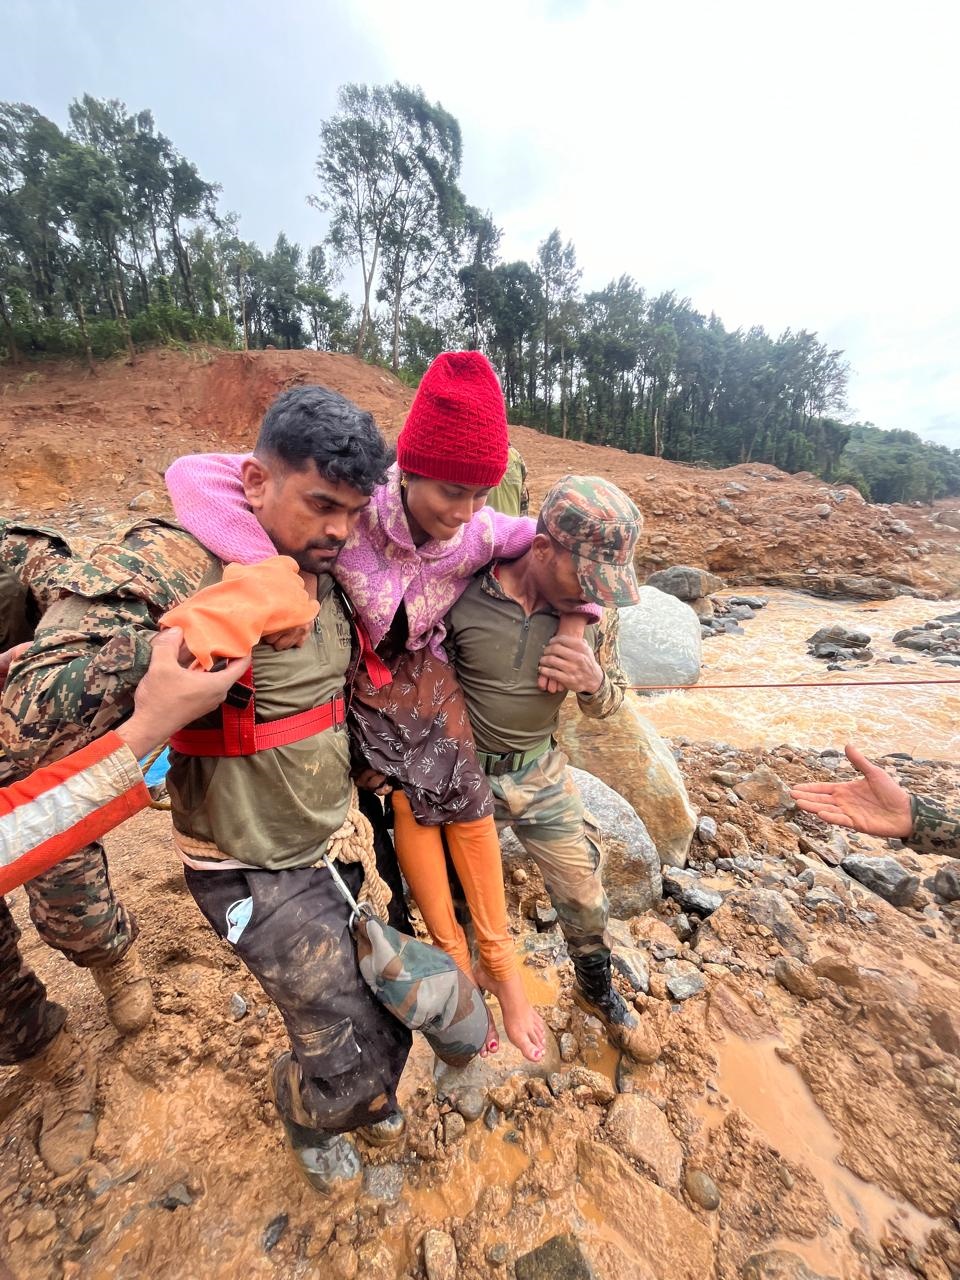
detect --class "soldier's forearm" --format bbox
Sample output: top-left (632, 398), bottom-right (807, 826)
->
top-left (577, 672), bottom-right (624, 719)
top-left (908, 794), bottom-right (960, 857)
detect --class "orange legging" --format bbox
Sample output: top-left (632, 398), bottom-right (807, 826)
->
top-left (391, 792), bottom-right (517, 982)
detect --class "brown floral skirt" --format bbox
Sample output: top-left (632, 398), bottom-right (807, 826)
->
top-left (349, 648), bottom-right (493, 826)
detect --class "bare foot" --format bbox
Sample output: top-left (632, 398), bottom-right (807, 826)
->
top-left (478, 1002), bottom-right (500, 1058)
top-left (475, 964), bottom-right (546, 1063)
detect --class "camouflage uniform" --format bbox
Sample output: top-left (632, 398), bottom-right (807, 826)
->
top-left (446, 475), bottom-right (638, 976)
top-left (0, 518), bottom-right (215, 1061)
top-left (909, 795), bottom-right (960, 855)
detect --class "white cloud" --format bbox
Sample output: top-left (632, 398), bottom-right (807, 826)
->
top-left (354, 0), bottom-right (960, 446)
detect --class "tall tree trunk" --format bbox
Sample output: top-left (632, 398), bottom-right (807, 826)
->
top-left (356, 238), bottom-right (379, 358)
top-left (391, 288), bottom-right (401, 371)
top-left (111, 262), bottom-right (135, 362)
top-left (0, 293), bottom-right (21, 365)
top-left (77, 298), bottom-right (95, 374)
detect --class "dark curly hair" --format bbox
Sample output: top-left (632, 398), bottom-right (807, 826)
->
top-left (255, 385), bottom-right (393, 496)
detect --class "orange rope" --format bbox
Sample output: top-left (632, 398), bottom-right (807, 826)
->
top-left (630, 678), bottom-right (960, 692)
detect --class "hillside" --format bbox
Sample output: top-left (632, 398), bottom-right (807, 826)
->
top-left (2, 348), bottom-right (958, 596)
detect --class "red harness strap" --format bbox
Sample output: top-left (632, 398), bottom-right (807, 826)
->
top-left (354, 617), bottom-right (393, 690)
top-left (170, 665), bottom-right (346, 758)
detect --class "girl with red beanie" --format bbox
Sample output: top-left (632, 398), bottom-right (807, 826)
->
top-left (165, 352), bottom-right (596, 1062)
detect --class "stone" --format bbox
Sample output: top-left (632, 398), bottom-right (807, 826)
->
top-left (25, 1206), bottom-right (57, 1237)
top-left (605, 1094), bottom-right (682, 1188)
top-left (740, 1249), bottom-right (837, 1280)
top-left (611, 946), bottom-right (650, 994)
top-left (127, 489), bottom-right (158, 511)
top-left (774, 956), bottom-right (821, 1001)
top-left (435, 1021), bottom-right (561, 1098)
top-left (559, 768), bottom-right (663, 912)
top-left (841, 854), bottom-right (919, 907)
top-left (813, 504), bottom-right (832, 519)
top-left (262, 1214), bottom-right (288, 1252)
top-left (930, 1010), bottom-right (960, 1057)
top-left (423, 1229), bottom-right (458, 1280)
top-left (577, 1140), bottom-right (714, 1280)
top-left (229, 993), bottom-right (248, 1020)
top-left (933, 860), bottom-right (960, 901)
top-left (727, 595), bottom-right (767, 609)
top-left (684, 1168), bottom-right (721, 1210)
top-left (453, 1088), bottom-right (486, 1122)
top-left (697, 816), bottom-right (718, 844)
top-left (515, 1233), bottom-right (596, 1280)
top-left (618, 586), bottom-right (703, 686)
top-left (559, 1032), bottom-right (579, 1063)
top-left (733, 766), bottom-right (794, 815)
top-left (442, 1111), bottom-right (466, 1145)
top-left (663, 870), bottom-right (722, 917)
top-left (532, 901), bottom-right (559, 930)
top-left (666, 972), bottom-right (706, 1001)
top-left (362, 1163), bottom-right (404, 1204)
top-left (690, 596), bottom-right (715, 619)
top-left (559, 696), bottom-right (696, 868)
top-left (697, 888), bottom-right (809, 960)
top-left (645, 565), bottom-right (725, 602)
top-left (160, 1182), bottom-right (194, 1210)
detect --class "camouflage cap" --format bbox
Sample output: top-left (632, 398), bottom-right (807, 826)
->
top-left (541, 475), bottom-right (643, 608)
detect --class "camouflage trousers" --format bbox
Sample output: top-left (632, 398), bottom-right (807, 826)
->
top-left (490, 748), bottom-right (610, 963)
top-left (0, 899), bottom-right (66, 1064)
top-left (184, 795), bottom-right (412, 1136)
top-left (25, 842), bottom-right (138, 969)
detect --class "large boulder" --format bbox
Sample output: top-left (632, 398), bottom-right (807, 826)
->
top-left (567, 768), bottom-right (662, 914)
top-left (645, 565), bottom-right (725, 602)
top-left (841, 854), bottom-right (919, 907)
top-left (618, 587), bottom-right (703, 687)
top-left (558, 695), bottom-right (697, 868)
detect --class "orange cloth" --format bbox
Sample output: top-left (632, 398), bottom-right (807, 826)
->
top-left (159, 557), bottom-right (319, 670)
top-left (391, 792), bottom-right (517, 981)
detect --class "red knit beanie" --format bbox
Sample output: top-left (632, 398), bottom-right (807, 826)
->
top-left (396, 351), bottom-right (509, 487)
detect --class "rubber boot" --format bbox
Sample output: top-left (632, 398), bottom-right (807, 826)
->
top-left (90, 948), bottom-right (153, 1035)
top-left (20, 1028), bottom-right (97, 1175)
top-left (357, 1109), bottom-right (406, 1147)
top-left (573, 954), bottom-right (661, 1065)
top-left (271, 1054), bottom-right (362, 1197)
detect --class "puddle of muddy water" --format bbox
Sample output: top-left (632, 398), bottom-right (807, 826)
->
top-left (643, 590), bottom-right (960, 760)
top-left (705, 1032), bottom-right (942, 1268)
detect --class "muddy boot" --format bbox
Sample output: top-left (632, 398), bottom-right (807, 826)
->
top-left (573, 954), bottom-right (661, 1065)
top-left (271, 1054), bottom-right (362, 1197)
top-left (20, 1028), bottom-right (97, 1175)
top-left (357, 1109), bottom-right (406, 1147)
top-left (90, 949), bottom-right (153, 1035)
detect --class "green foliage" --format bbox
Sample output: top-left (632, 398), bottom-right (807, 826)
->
top-left (839, 425), bottom-right (960, 503)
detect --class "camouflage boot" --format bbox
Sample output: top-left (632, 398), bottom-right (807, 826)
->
top-left (271, 1054), bottom-right (362, 1197)
top-left (90, 949), bottom-right (153, 1035)
top-left (573, 954), bottom-right (661, 1065)
top-left (20, 1027), bottom-right (97, 1175)
top-left (357, 1109), bottom-right (406, 1147)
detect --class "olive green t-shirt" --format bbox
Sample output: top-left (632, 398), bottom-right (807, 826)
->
top-left (167, 576), bottom-right (353, 870)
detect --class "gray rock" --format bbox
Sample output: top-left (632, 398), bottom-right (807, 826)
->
top-left (697, 815), bottom-right (718, 843)
top-left (933, 861), bottom-right (960, 901)
top-left (685, 1167), bottom-right (721, 1210)
top-left (128, 489), bottom-right (158, 511)
top-left (515, 1233), bottom-right (596, 1280)
top-left (727, 595), bottom-right (767, 609)
top-left (611, 947), bottom-right (650, 994)
top-left (805, 887), bottom-right (846, 910)
top-left (645, 565), bottom-right (725, 602)
top-left (362, 1163), bottom-right (404, 1204)
top-left (698, 888), bottom-right (810, 959)
top-left (740, 1249), bottom-right (837, 1280)
top-left (442, 1111), bottom-right (466, 1145)
top-left (727, 604), bottom-right (756, 621)
top-left (618, 587), bottom-right (702, 686)
top-left (559, 1032), bottom-right (579, 1063)
top-left (807, 625), bottom-right (871, 649)
top-left (662, 870), bottom-right (723, 916)
top-left (453, 1087), bottom-right (486, 1122)
top-left (841, 854), bottom-right (919, 907)
top-left (566, 769), bottom-right (662, 914)
top-left (228, 994), bottom-right (248, 1020)
top-left (261, 1213), bottom-right (288, 1252)
top-left (533, 902), bottom-right (559, 931)
top-left (160, 1182), bottom-right (194, 1211)
top-left (666, 972), bottom-right (706, 1001)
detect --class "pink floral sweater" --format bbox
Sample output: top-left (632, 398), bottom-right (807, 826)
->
top-left (165, 455), bottom-right (600, 661)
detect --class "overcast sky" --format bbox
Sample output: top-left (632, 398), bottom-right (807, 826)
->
top-left (8, 0), bottom-right (959, 447)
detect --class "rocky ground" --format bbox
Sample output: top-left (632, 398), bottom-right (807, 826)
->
top-left (1, 349), bottom-right (959, 1279)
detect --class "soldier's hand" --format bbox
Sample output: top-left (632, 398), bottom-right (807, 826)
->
top-left (115, 628), bottom-right (252, 759)
top-left (790, 745), bottom-right (913, 837)
top-left (0, 643), bottom-right (29, 691)
top-left (263, 624), bottom-right (311, 650)
top-left (537, 635), bottom-right (604, 695)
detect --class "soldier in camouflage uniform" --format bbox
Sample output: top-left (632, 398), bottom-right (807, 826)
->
top-left (792, 743), bottom-right (960, 856)
top-left (0, 516), bottom-right (218, 1173)
top-left (443, 475), bottom-right (660, 1065)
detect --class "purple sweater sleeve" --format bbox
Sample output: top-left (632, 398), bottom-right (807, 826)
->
top-left (486, 510), bottom-right (601, 621)
top-left (165, 454), bottom-right (276, 564)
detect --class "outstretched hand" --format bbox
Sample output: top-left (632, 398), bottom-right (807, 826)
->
top-left (790, 745), bottom-right (913, 838)
top-left (0, 643), bottom-right (30, 691)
